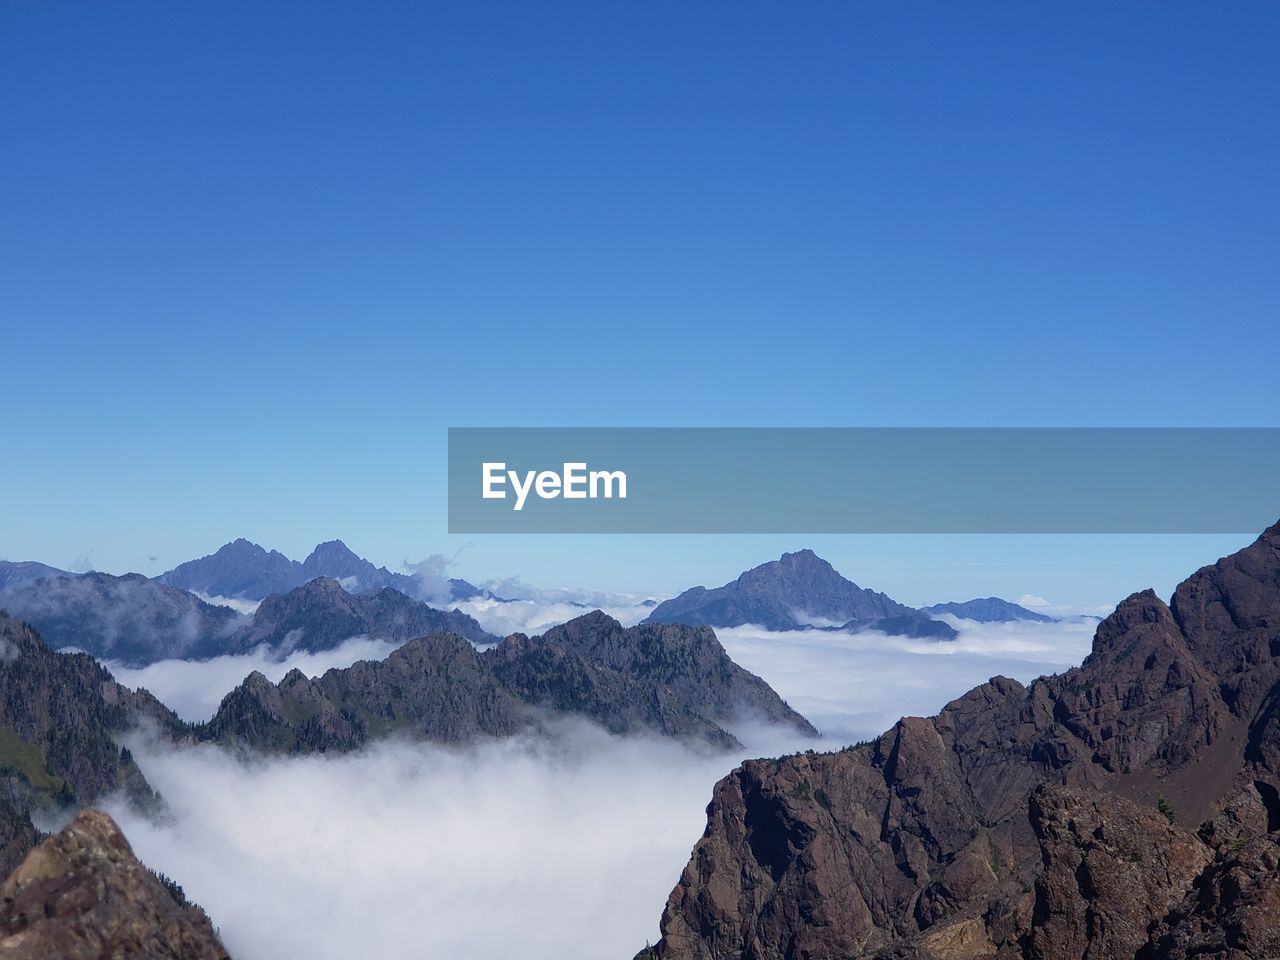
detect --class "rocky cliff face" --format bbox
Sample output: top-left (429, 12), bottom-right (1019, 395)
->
top-left (0, 809), bottom-right (229, 960)
top-left (649, 522), bottom-right (1280, 960)
top-left (0, 612), bottom-right (183, 877)
top-left (203, 610), bottom-right (815, 752)
top-left (646, 550), bottom-right (956, 639)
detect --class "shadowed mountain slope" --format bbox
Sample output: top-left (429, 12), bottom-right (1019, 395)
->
top-left (0, 612), bottom-right (184, 878)
top-left (1, 571), bottom-right (494, 666)
top-left (202, 610), bottom-right (816, 752)
top-left (649, 521), bottom-right (1280, 960)
top-left (230, 576), bottom-right (495, 652)
top-left (0, 573), bottom-right (243, 666)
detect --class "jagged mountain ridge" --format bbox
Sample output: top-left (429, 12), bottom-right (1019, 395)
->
top-left (202, 610), bottom-right (817, 752)
top-left (645, 549), bottom-right (957, 639)
top-left (920, 597), bottom-right (1055, 623)
top-left (649, 521), bottom-right (1280, 960)
top-left (158, 537), bottom-right (481, 602)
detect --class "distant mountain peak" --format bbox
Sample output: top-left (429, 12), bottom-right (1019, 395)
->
top-left (647, 550), bottom-right (956, 639)
top-left (920, 596), bottom-right (1056, 623)
top-left (303, 539), bottom-right (356, 561)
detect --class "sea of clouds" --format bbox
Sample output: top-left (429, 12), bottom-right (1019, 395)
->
top-left (108, 722), bottom-right (821, 960)
top-left (100, 605), bottom-right (1104, 959)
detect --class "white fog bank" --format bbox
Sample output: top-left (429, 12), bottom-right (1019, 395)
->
top-left (717, 616), bottom-right (1100, 742)
top-left (108, 723), bottom-right (822, 960)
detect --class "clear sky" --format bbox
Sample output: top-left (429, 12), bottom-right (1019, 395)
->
top-left (2, 3), bottom-right (1276, 607)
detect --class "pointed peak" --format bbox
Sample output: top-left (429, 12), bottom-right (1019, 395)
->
top-left (562, 609), bottom-right (623, 631)
top-left (298, 576), bottom-right (346, 594)
top-left (778, 548), bottom-right (828, 566)
top-left (1091, 588), bottom-right (1178, 655)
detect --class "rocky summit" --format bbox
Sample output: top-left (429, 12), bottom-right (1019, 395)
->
top-left (0, 809), bottom-right (229, 960)
top-left (158, 536), bottom-right (483, 603)
top-left (648, 521), bottom-right (1280, 960)
top-left (646, 550), bottom-right (956, 639)
top-left (203, 610), bottom-right (817, 752)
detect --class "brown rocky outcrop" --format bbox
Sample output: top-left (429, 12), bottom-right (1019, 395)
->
top-left (650, 522), bottom-right (1280, 959)
top-left (0, 808), bottom-right (229, 959)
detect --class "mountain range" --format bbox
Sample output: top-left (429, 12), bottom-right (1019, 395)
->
top-left (646, 549), bottom-right (959, 639)
top-left (646, 520), bottom-right (1280, 960)
top-left (0, 568), bottom-right (495, 666)
top-left (2, 542), bottom-right (1063, 670)
top-left (920, 596), bottom-right (1056, 623)
top-left (202, 610), bottom-right (816, 752)
top-left (0, 593), bottom-right (820, 954)
top-left (157, 537), bottom-right (482, 602)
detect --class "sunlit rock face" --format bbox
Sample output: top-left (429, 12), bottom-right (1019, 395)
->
top-left (0, 809), bottom-right (230, 960)
top-left (653, 521), bottom-right (1280, 960)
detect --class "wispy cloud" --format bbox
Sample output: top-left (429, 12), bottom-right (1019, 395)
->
top-left (449, 594), bottom-right (656, 636)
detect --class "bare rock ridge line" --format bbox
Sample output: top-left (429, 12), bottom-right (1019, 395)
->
top-left (202, 609), bottom-right (817, 752)
top-left (0, 809), bottom-right (230, 960)
top-left (648, 520), bottom-right (1280, 960)
top-left (645, 549), bottom-right (959, 639)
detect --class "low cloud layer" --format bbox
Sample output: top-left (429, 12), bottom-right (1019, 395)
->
top-left (716, 616), bottom-right (1100, 742)
top-left (107, 723), bottom-right (819, 960)
top-left (450, 594), bottom-right (655, 636)
top-left (97, 610), bottom-right (1105, 959)
top-left (106, 636), bottom-right (405, 722)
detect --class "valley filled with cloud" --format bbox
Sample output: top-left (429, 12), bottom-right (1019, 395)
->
top-left (100, 612), bottom-right (1101, 959)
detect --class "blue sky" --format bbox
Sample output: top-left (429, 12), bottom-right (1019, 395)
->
top-left (2, 2), bottom-right (1276, 605)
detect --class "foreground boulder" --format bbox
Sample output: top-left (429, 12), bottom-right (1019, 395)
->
top-left (0, 809), bottom-right (229, 959)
